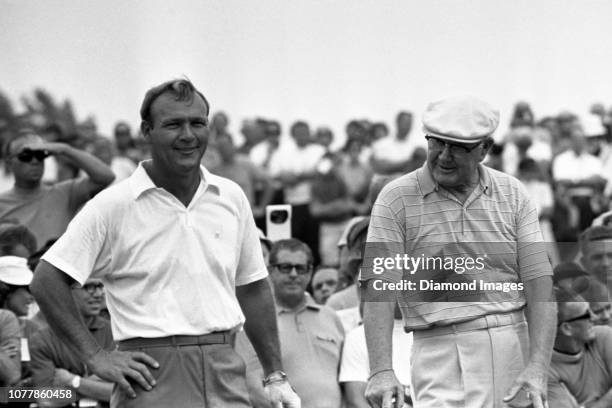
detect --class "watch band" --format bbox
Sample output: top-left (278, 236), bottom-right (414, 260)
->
top-left (262, 370), bottom-right (287, 387)
top-left (71, 375), bottom-right (81, 389)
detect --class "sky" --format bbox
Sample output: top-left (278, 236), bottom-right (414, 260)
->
top-left (2, 0), bottom-right (612, 146)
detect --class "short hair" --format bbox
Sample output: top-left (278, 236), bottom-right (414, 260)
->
top-left (269, 238), bottom-right (313, 267)
top-left (139, 79), bottom-right (210, 125)
top-left (396, 110), bottom-right (413, 122)
top-left (579, 226), bottom-right (612, 254)
top-left (114, 121), bottom-right (131, 134)
top-left (289, 121), bottom-right (309, 136)
top-left (372, 122), bottom-right (389, 134)
top-left (0, 222), bottom-right (38, 256)
top-left (554, 286), bottom-right (587, 325)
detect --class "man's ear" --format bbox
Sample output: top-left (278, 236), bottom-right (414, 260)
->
top-left (558, 321), bottom-right (572, 337)
top-left (478, 137), bottom-right (495, 161)
top-left (140, 121), bottom-right (152, 142)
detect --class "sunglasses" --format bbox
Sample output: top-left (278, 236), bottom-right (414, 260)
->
top-left (15, 148), bottom-right (51, 163)
top-left (425, 135), bottom-right (482, 155)
top-left (73, 282), bottom-right (104, 295)
top-left (272, 263), bottom-right (311, 276)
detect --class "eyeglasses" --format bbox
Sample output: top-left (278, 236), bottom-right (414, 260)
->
top-left (313, 279), bottom-right (338, 291)
top-left (562, 310), bottom-right (592, 324)
top-left (272, 263), bottom-right (312, 275)
top-left (75, 282), bottom-right (105, 295)
top-left (425, 135), bottom-right (482, 155)
top-left (15, 148), bottom-right (51, 163)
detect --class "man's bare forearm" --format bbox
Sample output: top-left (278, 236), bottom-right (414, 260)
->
top-left (78, 376), bottom-right (113, 402)
top-left (236, 277), bottom-right (283, 375)
top-left (56, 144), bottom-right (115, 187)
top-left (524, 276), bottom-right (557, 368)
top-left (363, 281), bottom-right (395, 373)
top-left (30, 261), bottom-right (103, 362)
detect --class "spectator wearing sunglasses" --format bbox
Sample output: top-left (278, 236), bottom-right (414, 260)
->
top-left (29, 279), bottom-right (114, 407)
top-left (239, 239), bottom-right (344, 408)
top-left (0, 129), bottom-right (115, 251)
top-left (547, 288), bottom-right (612, 408)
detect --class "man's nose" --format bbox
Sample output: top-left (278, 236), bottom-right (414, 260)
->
top-left (179, 124), bottom-right (197, 140)
top-left (438, 143), bottom-right (453, 159)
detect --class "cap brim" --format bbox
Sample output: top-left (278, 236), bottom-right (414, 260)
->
top-left (423, 127), bottom-right (487, 144)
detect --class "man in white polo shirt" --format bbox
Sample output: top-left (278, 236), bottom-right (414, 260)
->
top-left (361, 96), bottom-right (556, 408)
top-left (30, 79), bottom-right (300, 408)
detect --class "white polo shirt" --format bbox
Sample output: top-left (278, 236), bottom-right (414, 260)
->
top-left (42, 162), bottom-right (268, 341)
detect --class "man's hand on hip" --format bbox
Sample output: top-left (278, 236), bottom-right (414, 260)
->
top-left (264, 380), bottom-right (301, 408)
top-left (503, 363), bottom-right (549, 408)
top-left (87, 349), bottom-right (159, 398)
top-left (365, 369), bottom-right (405, 408)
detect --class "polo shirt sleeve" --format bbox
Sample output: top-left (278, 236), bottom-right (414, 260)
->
top-left (361, 195), bottom-right (405, 283)
top-left (515, 184), bottom-right (553, 282)
top-left (41, 197), bottom-right (111, 285)
top-left (235, 191), bottom-right (268, 286)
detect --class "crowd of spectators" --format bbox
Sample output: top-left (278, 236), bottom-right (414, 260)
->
top-left (0, 96), bottom-right (612, 407)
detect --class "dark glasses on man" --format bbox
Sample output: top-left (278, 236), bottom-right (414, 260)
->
top-left (425, 135), bottom-right (482, 154)
top-left (73, 282), bottom-right (105, 295)
top-left (16, 148), bottom-right (50, 163)
top-left (272, 263), bottom-right (311, 275)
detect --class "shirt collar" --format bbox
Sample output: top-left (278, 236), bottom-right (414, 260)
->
top-left (87, 316), bottom-right (108, 330)
top-left (417, 163), bottom-right (492, 197)
top-left (129, 160), bottom-right (220, 200)
top-left (277, 292), bottom-right (321, 314)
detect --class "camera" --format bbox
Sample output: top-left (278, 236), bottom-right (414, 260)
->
top-left (266, 205), bottom-right (292, 241)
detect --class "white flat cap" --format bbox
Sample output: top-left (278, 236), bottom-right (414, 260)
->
top-left (422, 96), bottom-right (500, 143)
top-left (0, 256), bottom-right (33, 286)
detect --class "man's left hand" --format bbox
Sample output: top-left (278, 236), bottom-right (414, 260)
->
top-left (264, 380), bottom-right (301, 408)
top-left (503, 363), bottom-right (548, 408)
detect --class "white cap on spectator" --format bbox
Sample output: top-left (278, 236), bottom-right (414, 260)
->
top-left (422, 96), bottom-right (500, 143)
top-left (0, 256), bottom-right (33, 286)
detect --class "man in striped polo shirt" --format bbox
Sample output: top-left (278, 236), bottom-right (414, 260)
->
top-left (361, 96), bottom-right (556, 408)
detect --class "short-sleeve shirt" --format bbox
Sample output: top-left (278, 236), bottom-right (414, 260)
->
top-left (29, 316), bottom-right (114, 387)
top-left (548, 326), bottom-right (612, 407)
top-left (0, 178), bottom-right (91, 250)
top-left (362, 163), bottom-right (552, 330)
top-left (268, 142), bottom-right (325, 205)
top-left (42, 162), bottom-right (268, 340)
top-left (235, 295), bottom-right (345, 408)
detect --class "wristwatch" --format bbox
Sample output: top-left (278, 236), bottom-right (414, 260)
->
top-left (262, 370), bottom-right (288, 387)
top-left (71, 375), bottom-right (81, 389)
